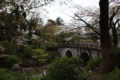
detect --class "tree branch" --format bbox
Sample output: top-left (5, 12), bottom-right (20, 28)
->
top-left (74, 14), bottom-right (100, 35)
top-left (109, 6), bottom-right (120, 28)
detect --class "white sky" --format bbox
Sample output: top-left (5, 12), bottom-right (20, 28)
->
top-left (34, 0), bottom-right (100, 25)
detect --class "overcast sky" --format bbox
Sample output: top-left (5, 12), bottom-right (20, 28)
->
top-left (35, 0), bottom-right (99, 25)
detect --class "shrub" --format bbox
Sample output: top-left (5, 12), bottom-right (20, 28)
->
top-left (86, 57), bottom-right (101, 72)
top-left (33, 49), bottom-right (48, 63)
top-left (22, 59), bottom-right (33, 67)
top-left (0, 68), bottom-right (41, 80)
top-left (108, 67), bottom-right (120, 80)
top-left (0, 69), bottom-right (8, 80)
top-left (46, 51), bottom-right (56, 63)
top-left (24, 47), bottom-right (33, 58)
top-left (42, 57), bottom-right (84, 80)
top-left (6, 55), bottom-right (19, 67)
top-left (0, 40), bottom-right (17, 55)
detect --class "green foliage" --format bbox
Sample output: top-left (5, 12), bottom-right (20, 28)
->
top-left (48, 19), bottom-right (56, 25)
top-left (114, 47), bottom-right (120, 68)
top-left (46, 42), bottom-right (56, 48)
top-left (34, 22), bottom-right (58, 47)
top-left (0, 1), bottom-right (41, 41)
top-left (56, 32), bottom-right (66, 43)
top-left (24, 47), bottom-right (33, 55)
top-left (0, 40), bottom-right (17, 55)
top-left (46, 51), bottom-right (56, 63)
top-left (91, 20), bottom-right (100, 29)
top-left (47, 17), bottom-right (63, 26)
top-left (86, 57), bottom-right (101, 71)
top-left (65, 32), bottom-right (75, 38)
top-left (42, 57), bottom-right (84, 80)
top-left (108, 67), bottom-right (120, 80)
top-left (0, 5), bottom-right (27, 41)
top-left (0, 68), bottom-right (41, 80)
top-left (33, 49), bottom-right (48, 63)
top-left (40, 45), bottom-right (46, 50)
top-left (55, 17), bottom-right (63, 26)
top-left (0, 69), bottom-right (15, 80)
top-left (118, 36), bottom-right (120, 41)
top-left (0, 0), bottom-right (4, 3)
top-left (56, 32), bottom-right (75, 43)
top-left (71, 35), bottom-right (80, 42)
top-left (22, 60), bottom-right (33, 67)
top-left (6, 55), bottom-right (19, 67)
top-left (90, 34), bottom-right (99, 41)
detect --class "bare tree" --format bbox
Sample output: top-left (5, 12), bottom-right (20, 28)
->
top-left (109, 1), bottom-right (120, 46)
top-left (73, 0), bottom-right (120, 46)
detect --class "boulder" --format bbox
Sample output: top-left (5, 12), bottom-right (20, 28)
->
top-left (10, 64), bottom-right (22, 72)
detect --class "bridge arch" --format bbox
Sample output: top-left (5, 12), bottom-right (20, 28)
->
top-left (80, 52), bottom-right (90, 64)
top-left (65, 50), bottom-right (72, 58)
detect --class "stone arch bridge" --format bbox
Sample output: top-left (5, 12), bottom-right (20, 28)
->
top-left (56, 41), bottom-right (101, 63)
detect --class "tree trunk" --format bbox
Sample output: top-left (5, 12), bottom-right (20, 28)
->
top-left (98, 0), bottom-right (117, 73)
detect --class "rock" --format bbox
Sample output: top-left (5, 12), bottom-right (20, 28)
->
top-left (0, 46), bottom-right (5, 51)
top-left (0, 54), bottom-right (10, 58)
top-left (10, 64), bottom-right (22, 72)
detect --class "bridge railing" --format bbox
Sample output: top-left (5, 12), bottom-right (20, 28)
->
top-left (58, 41), bottom-right (101, 50)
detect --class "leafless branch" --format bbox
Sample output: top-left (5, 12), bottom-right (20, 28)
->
top-left (115, 19), bottom-right (120, 31)
top-left (74, 14), bottom-right (100, 35)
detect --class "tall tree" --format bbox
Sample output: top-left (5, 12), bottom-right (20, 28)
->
top-left (98, 0), bottom-right (117, 73)
top-left (55, 17), bottom-right (64, 26)
top-left (0, 0), bottom-right (54, 41)
top-left (33, 19), bottom-right (60, 48)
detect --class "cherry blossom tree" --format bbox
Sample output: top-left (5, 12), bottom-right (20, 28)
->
top-left (73, 0), bottom-right (120, 46)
